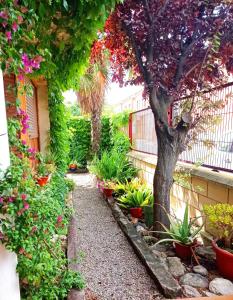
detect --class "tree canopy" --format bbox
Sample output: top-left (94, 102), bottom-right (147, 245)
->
top-left (1, 0), bottom-right (120, 90)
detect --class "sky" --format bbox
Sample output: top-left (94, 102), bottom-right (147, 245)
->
top-left (63, 83), bottom-right (142, 106)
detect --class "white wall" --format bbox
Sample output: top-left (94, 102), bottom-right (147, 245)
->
top-left (0, 70), bottom-right (20, 300)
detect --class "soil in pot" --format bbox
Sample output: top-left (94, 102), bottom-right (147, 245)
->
top-left (37, 176), bottom-right (49, 187)
top-left (212, 240), bottom-right (233, 280)
top-left (103, 188), bottom-right (114, 198)
top-left (130, 207), bottom-right (143, 218)
top-left (174, 241), bottom-right (197, 260)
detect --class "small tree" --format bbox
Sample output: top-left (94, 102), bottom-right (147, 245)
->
top-left (78, 56), bottom-right (109, 155)
top-left (99, 1), bottom-right (233, 229)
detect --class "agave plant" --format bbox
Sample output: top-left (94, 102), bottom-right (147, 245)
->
top-left (118, 188), bottom-right (153, 209)
top-left (154, 204), bottom-right (204, 245)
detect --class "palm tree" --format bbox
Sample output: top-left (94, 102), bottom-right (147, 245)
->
top-left (77, 61), bottom-right (109, 155)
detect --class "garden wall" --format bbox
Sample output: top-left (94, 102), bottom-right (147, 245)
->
top-left (129, 150), bottom-right (233, 238)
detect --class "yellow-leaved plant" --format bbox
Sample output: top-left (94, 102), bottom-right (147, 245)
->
top-left (204, 204), bottom-right (233, 250)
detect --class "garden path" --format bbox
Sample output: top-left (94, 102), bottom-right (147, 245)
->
top-left (69, 173), bottom-right (162, 300)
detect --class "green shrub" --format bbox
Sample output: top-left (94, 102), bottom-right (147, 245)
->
top-left (100, 116), bottom-right (112, 154)
top-left (112, 131), bottom-right (131, 154)
top-left (68, 117), bottom-right (91, 167)
top-left (204, 204), bottom-right (233, 249)
top-left (89, 150), bottom-right (138, 182)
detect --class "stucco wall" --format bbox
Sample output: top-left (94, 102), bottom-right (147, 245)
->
top-left (129, 151), bottom-right (233, 235)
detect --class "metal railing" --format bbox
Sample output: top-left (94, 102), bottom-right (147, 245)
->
top-left (129, 83), bottom-right (233, 173)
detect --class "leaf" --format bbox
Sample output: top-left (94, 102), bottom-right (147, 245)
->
top-left (63, 0), bottom-right (69, 11)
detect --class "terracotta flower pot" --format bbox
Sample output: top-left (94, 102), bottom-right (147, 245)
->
top-left (69, 164), bottom-right (77, 171)
top-left (212, 240), bottom-right (233, 280)
top-left (103, 188), bottom-right (114, 198)
top-left (174, 241), bottom-right (197, 260)
top-left (37, 176), bottom-right (49, 187)
top-left (130, 207), bottom-right (143, 218)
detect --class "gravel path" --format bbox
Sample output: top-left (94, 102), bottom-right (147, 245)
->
top-left (69, 174), bottom-right (162, 300)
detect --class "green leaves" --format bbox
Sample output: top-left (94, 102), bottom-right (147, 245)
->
top-left (154, 204), bottom-right (204, 245)
top-left (118, 188), bottom-right (153, 209)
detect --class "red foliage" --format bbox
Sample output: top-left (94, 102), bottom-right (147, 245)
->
top-left (98, 1), bottom-right (233, 99)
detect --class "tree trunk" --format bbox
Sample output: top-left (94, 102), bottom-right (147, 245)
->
top-left (91, 108), bottom-right (101, 155)
top-left (153, 123), bottom-right (180, 231)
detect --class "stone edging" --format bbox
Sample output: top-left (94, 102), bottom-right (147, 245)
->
top-left (67, 191), bottom-right (85, 300)
top-left (107, 198), bottom-right (182, 299)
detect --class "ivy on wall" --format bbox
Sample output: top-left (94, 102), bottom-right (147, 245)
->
top-left (48, 81), bottom-right (69, 173)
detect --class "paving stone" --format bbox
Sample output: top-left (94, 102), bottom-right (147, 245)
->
top-left (180, 273), bottom-right (209, 288)
top-left (167, 257), bottom-right (185, 278)
top-left (182, 285), bottom-right (202, 298)
top-left (209, 278), bottom-right (233, 295)
top-left (193, 265), bottom-right (208, 276)
top-left (150, 243), bottom-right (168, 252)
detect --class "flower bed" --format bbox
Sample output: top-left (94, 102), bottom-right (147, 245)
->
top-left (97, 178), bottom-right (233, 298)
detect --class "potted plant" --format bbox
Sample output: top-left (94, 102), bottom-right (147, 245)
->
top-left (102, 180), bottom-right (115, 198)
top-left (118, 188), bottom-right (153, 218)
top-left (69, 161), bottom-right (78, 172)
top-left (36, 162), bottom-right (49, 187)
top-left (204, 203), bottom-right (233, 280)
top-left (154, 204), bottom-right (204, 259)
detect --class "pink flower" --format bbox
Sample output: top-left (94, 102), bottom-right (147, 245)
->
top-left (8, 197), bottom-right (14, 203)
top-left (12, 22), bottom-right (18, 32)
top-left (2, 22), bottom-right (7, 28)
top-left (57, 215), bottom-right (63, 223)
top-left (5, 31), bottom-right (12, 41)
top-left (18, 73), bottom-right (24, 81)
top-left (0, 11), bottom-right (8, 20)
top-left (28, 148), bottom-right (35, 154)
top-left (0, 197), bottom-right (3, 204)
top-left (22, 140), bottom-right (26, 146)
top-left (17, 15), bottom-right (23, 24)
top-left (21, 194), bottom-right (27, 201)
top-left (21, 128), bottom-right (27, 134)
top-left (24, 202), bottom-right (29, 210)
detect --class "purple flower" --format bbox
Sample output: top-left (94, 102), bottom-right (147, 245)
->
top-left (12, 22), bottom-right (18, 32)
top-left (5, 31), bottom-right (12, 41)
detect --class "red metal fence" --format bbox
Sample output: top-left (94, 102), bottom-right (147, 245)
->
top-left (129, 83), bottom-right (233, 173)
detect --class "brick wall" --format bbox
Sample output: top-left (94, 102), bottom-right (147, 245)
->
top-left (3, 74), bottom-right (17, 118)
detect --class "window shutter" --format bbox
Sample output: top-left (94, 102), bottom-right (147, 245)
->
top-left (25, 78), bottom-right (38, 139)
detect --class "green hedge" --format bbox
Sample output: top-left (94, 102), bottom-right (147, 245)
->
top-left (68, 112), bottom-right (130, 166)
top-left (68, 117), bottom-right (91, 167)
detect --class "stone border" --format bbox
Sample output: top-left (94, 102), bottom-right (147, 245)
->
top-left (107, 198), bottom-right (182, 299)
top-left (67, 191), bottom-right (85, 300)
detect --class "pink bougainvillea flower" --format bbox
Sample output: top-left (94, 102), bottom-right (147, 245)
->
top-left (57, 215), bottom-right (63, 223)
top-left (21, 128), bottom-right (27, 134)
top-left (17, 15), bottom-right (23, 24)
top-left (5, 31), bottom-right (12, 41)
top-left (12, 22), bottom-right (18, 32)
top-left (21, 194), bottom-right (27, 201)
top-left (2, 21), bottom-right (7, 28)
top-left (22, 140), bottom-right (26, 146)
top-left (8, 197), bottom-right (14, 203)
top-left (19, 248), bottom-right (25, 254)
top-left (24, 202), bottom-right (29, 210)
top-left (0, 11), bottom-right (8, 20)
top-left (18, 73), bottom-right (24, 81)
top-left (0, 197), bottom-right (3, 204)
